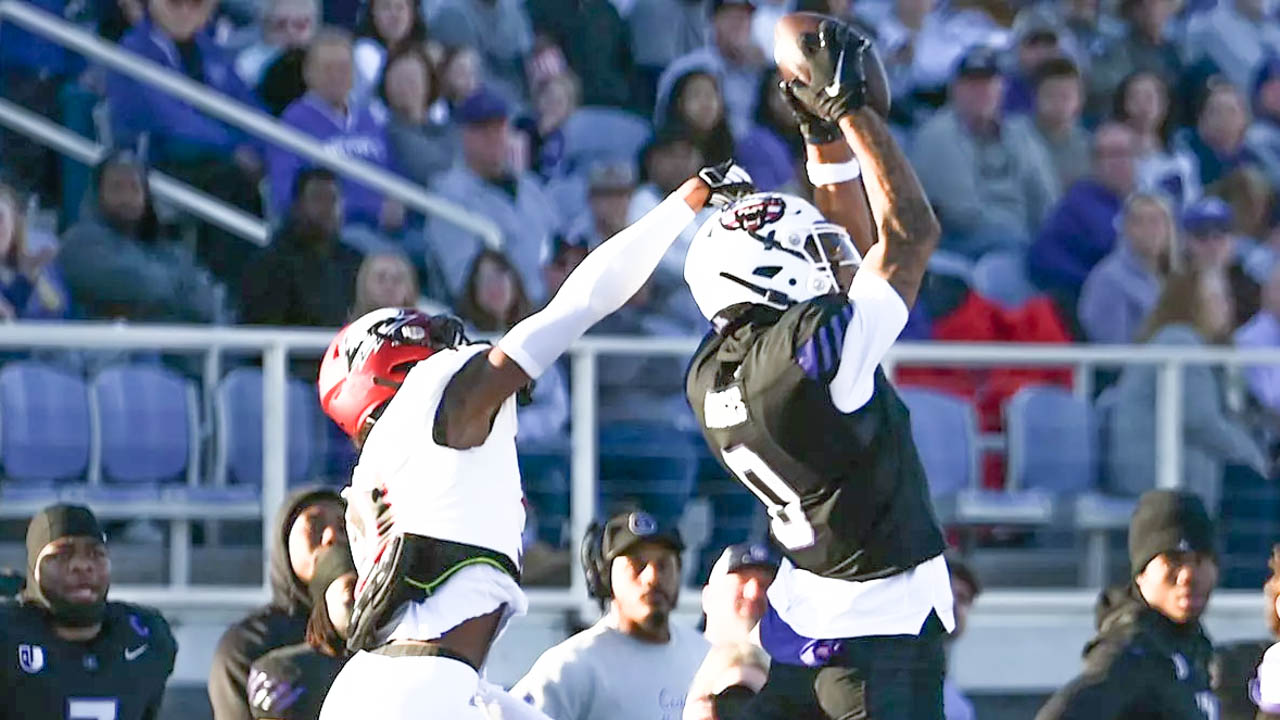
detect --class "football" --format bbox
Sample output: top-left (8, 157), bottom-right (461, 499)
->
top-left (773, 12), bottom-right (892, 117)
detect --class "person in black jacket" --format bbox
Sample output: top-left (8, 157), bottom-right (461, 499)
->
top-left (208, 487), bottom-right (346, 720)
top-left (248, 544), bottom-right (356, 720)
top-left (0, 504), bottom-right (177, 720)
top-left (1037, 490), bottom-right (1221, 720)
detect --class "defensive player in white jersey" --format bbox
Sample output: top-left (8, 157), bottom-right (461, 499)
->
top-left (314, 161), bottom-right (754, 719)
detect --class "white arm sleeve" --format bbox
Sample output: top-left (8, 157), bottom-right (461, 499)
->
top-left (476, 679), bottom-right (559, 720)
top-left (497, 192), bottom-right (696, 378)
top-left (828, 270), bottom-right (910, 414)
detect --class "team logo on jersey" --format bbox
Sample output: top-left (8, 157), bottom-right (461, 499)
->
top-left (720, 196), bottom-right (786, 233)
top-left (704, 386), bottom-right (748, 428)
top-left (17, 644), bottom-right (44, 674)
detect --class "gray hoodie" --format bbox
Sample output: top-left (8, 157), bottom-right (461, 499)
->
top-left (60, 201), bottom-right (221, 323)
top-left (1107, 324), bottom-right (1268, 513)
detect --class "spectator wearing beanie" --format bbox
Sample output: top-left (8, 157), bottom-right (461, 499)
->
top-left (1246, 57), bottom-right (1280, 189)
top-left (1078, 192), bottom-right (1175, 344)
top-left (1037, 490), bottom-right (1220, 719)
top-left (1029, 122), bottom-right (1137, 323)
top-left (912, 47), bottom-right (1059, 259)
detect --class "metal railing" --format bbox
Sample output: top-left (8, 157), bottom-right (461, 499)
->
top-left (0, 98), bottom-right (271, 245)
top-left (0, 0), bottom-right (504, 249)
top-left (0, 323), bottom-right (1276, 615)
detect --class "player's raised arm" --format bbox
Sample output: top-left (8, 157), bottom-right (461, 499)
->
top-left (787, 21), bottom-right (940, 307)
top-left (782, 84), bottom-right (878, 257)
top-left (435, 163), bottom-right (754, 448)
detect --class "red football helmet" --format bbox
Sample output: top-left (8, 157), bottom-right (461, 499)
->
top-left (318, 308), bottom-right (466, 438)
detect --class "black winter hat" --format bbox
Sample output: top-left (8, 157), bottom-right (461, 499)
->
top-left (1128, 490), bottom-right (1216, 575)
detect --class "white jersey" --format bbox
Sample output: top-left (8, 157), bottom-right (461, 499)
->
top-left (345, 342), bottom-right (527, 642)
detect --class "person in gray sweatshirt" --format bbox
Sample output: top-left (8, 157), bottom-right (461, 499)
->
top-left (59, 151), bottom-right (223, 323)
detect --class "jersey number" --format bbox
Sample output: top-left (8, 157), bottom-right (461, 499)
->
top-left (721, 445), bottom-right (816, 550)
top-left (68, 699), bottom-right (117, 720)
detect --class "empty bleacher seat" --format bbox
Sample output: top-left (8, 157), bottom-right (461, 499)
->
top-left (973, 251), bottom-right (1037, 308)
top-left (91, 364), bottom-right (198, 484)
top-left (1006, 386), bottom-right (1095, 494)
top-left (216, 368), bottom-right (320, 486)
top-left (0, 361), bottom-right (92, 484)
top-left (898, 387), bottom-right (977, 522)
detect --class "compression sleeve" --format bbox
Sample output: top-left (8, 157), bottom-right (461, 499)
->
top-left (497, 192), bottom-right (697, 378)
top-left (827, 269), bottom-right (909, 414)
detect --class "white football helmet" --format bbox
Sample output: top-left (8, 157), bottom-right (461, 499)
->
top-left (684, 192), bottom-right (862, 322)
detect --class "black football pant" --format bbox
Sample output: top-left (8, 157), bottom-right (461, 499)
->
top-left (731, 612), bottom-right (947, 720)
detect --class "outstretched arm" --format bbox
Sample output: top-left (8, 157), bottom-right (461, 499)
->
top-left (435, 166), bottom-right (749, 448)
top-left (837, 108), bottom-right (939, 307)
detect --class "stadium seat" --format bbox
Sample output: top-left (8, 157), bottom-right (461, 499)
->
top-left (91, 364), bottom-right (198, 485)
top-left (898, 387), bottom-right (977, 510)
top-left (0, 361), bottom-right (93, 483)
top-left (1006, 386), bottom-right (1094, 494)
top-left (215, 368), bottom-right (320, 486)
top-left (972, 251), bottom-right (1037, 308)
top-left (561, 107), bottom-right (652, 173)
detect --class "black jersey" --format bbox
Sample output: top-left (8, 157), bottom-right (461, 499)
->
top-left (686, 295), bottom-right (945, 581)
top-left (248, 644), bottom-right (346, 720)
top-left (0, 600), bottom-right (177, 720)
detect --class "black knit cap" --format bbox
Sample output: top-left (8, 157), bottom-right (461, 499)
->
top-left (308, 544), bottom-right (356, 608)
top-left (25, 504), bottom-right (105, 575)
top-left (1128, 490), bottom-right (1216, 575)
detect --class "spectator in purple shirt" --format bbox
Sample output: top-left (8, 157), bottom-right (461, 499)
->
top-left (1177, 82), bottom-right (1260, 188)
top-left (1003, 9), bottom-right (1067, 116)
top-left (269, 29), bottom-right (405, 236)
top-left (1029, 123), bottom-right (1138, 325)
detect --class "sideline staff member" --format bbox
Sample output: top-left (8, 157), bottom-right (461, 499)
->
top-left (0, 504), bottom-right (177, 720)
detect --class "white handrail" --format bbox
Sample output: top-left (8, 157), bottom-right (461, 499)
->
top-left (0, 0), bottom-right (504, 249)
top-left (1, 322), bottom-right (1274, 609)
top-left (0, 98), bottom-right (270, 246)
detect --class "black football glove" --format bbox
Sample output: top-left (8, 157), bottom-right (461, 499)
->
top-left (698, 160), bottom-right (755, 208)
top-left (788, 19), bottom-right (871, 122)
top-left (779, 80), bottom-right (841, 145)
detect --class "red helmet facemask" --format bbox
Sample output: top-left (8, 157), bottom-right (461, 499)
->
top-left (319, 308), bottom-right (467, 438)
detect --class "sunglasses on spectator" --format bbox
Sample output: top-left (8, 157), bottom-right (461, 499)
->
top-left (268, 14), bottom-right (313, 31)
top-left (164, 0), bottom-right (211, 8)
